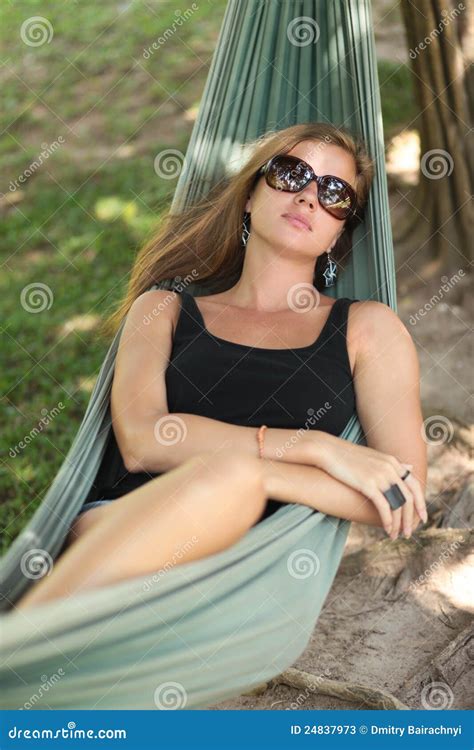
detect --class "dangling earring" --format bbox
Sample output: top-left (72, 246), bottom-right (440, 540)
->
top-left (241, 211), bottom-right (251, 247)
top-left (323, 250), bottom-right (337, 287)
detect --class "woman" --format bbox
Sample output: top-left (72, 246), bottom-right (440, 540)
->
top-left (16, 122), bottom-right (428, 610)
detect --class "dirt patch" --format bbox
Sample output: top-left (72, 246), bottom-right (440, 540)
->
top-left (211, 525), bottom-right (473, 710)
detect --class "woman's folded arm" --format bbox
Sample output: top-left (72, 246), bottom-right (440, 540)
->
top-left (261, 459), bottom-right (384, 528)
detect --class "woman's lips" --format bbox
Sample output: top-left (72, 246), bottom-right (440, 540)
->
top-left (282, 214), bottom-right (311, 231)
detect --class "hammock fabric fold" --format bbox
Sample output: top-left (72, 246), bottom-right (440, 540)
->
top-left (1, 0), bottom-right (396, 709)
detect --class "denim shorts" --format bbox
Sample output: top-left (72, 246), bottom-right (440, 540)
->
top-left (77, 499), bottom-right (116, 517)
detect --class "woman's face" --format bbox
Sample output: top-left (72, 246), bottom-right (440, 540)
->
top-left (245, 140), bottom-right (357, 260)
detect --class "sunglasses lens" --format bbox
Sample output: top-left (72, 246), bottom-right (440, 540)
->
top-left (266, 156), bottom-right (310, 192)
top-left (318, 176), bottom-right (354, 219)
top-left (263, 156), bottom-right (356, 219)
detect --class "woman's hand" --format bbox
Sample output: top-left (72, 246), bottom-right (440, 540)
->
top-left (303, 433), bottom-right (428, 538)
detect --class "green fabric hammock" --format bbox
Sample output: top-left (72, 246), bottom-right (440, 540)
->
top-left (1, 0), bottom-right (396, 709)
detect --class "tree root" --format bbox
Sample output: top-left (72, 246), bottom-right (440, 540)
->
top-left (243, 668), bottom-right (409, 710)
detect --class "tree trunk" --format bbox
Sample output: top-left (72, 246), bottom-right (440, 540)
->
top-left (398, 0), bottom-right (473, 272)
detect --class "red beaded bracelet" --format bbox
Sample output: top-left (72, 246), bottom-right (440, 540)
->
top-left (257, 424), bottom-right (267, 459)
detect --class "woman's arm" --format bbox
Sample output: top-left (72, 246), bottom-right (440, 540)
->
top-left (125, 412), bottom-right (333, 473)
top-left (256, 301), bottom-right (428, 538)
top-left (351, 300), bottom-right (427, 493)
top-left (345, 300), bottom-right (427, 537)
top-left (112, 290), bottom-right (334, 473)
top-left (261, 459), bottom-right (384, 528)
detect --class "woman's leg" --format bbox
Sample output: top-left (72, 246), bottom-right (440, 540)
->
top-left (15, 452), bottom-right (267, 611)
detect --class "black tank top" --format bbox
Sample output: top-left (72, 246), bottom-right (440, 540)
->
top-left (82, 291), bottom-right (359, 518)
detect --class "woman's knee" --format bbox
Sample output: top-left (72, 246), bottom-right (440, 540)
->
top-left (194, 451), bottom-right (265, 491)
top-left (182, 451), bottom-right (267, 521)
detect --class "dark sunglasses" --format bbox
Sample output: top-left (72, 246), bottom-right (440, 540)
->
top-left (256, 154), bottom-right (357, 220)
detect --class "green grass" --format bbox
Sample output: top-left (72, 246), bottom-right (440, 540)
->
top-left (0, 0), bottom-right (227, 553)
top-left (0, 1), bottom-right (416, 554)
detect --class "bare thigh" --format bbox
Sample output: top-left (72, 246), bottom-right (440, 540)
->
top-left (65, 505), bottom-right (115, 551)
top-left (65, 451), bottom-right (267, 552)
top-left (16, 451), bottom-right (268, 609)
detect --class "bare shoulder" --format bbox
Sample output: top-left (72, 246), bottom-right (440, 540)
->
top-left (349, 299), bottom-right (410, 333)
top-left (348, 299), bottom-right (416, 359)
top-left (111, 289), bottom-right (181, 461)
top-left (127, 288), bottom-right (182, 333)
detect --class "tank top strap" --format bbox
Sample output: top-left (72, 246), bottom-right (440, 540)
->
top-left (321, 296), bottom-right (359, 343)
top-left (173, 290), bottom-right (204, 340)
top-left (173, 290), bottom-right (359, 350)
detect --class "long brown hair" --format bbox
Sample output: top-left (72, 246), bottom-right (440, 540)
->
top-left (100, 122), bottom-right (375, 340)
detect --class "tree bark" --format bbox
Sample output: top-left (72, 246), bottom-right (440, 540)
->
top-left (398, 0), bottom-right (473, 271)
